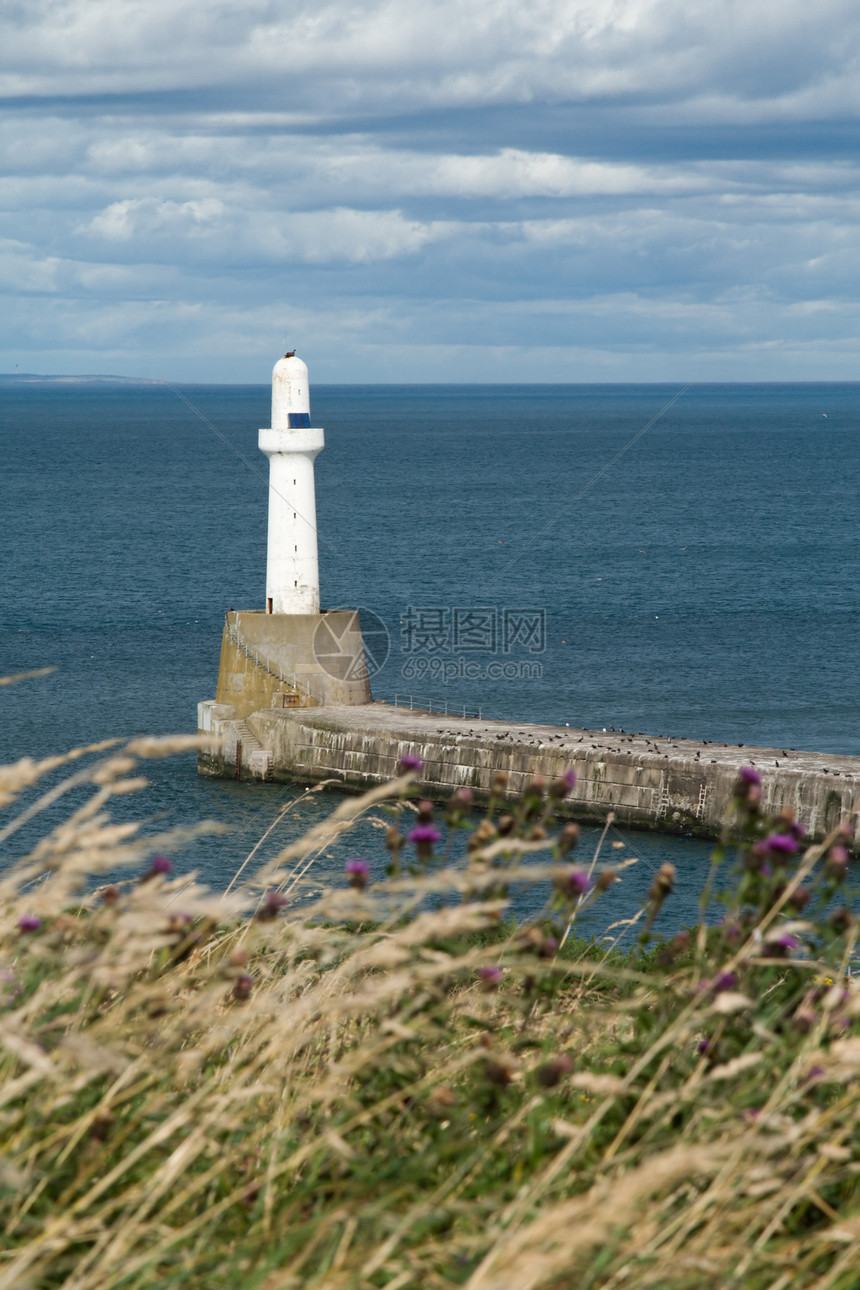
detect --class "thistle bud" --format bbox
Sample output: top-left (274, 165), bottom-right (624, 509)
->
top-left (825, 845), bottom-right (849, 882)
top-left (232, 973), bottom-right (254, 1002)
top-left (535, 1054), bottom-right (574, 1087)
top-left (557, 822), bottom-right (580, 855)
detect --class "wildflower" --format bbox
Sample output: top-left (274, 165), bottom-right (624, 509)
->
top-left (416, 799), bottom-right (435, 823)
top-left (255, 890), bottom-right (288, 920)
top-left (696, 1037), bottom-right (711, 1055)
top-left (484, 1057), bottom-right (516, 1087)
top-left (525, 775), bottom-right (547, 798)
top-left (101, 885), bottom-right (120, 905)
top-left (787, 885), bottom-right (811, 912)
top-left (408, 824), bottom-right (441, 859)
top-left (398, 753), bottom-right (424, 773)
top-left (535, 1055), bottom-right (574, 1087)
top-left (448, 786), bottom-right (474, 817)
top-left (554, 867), bottom-right (590, 901)
top-left (595, 867), bottom-right (618, 893)
top-left (658, 930), bottom-right (690, 966)
top-left (738, 766), bottom-right (762, 787)
top-left (492, 771), bottom-right (509, 793)
top-left (141, 855), bottom-right (173, 882)
top-left (759, 833), bottom-right (798, 861)
top-left (793, 1003), bottom-right (817, 1034)
top-left (232, 973), bottom-right (254, 1002)
top-left (713, 971), bottom-right (738, 992)
top-left (478, 965), bottom-right (504, 990)
top-left (825, 845), bottom-right (849, 882)
top-left (538, 935), bottom-right (559, 959)
top-left (830, 907), bottom-right (853, 933)
top-left (549, 769), bottom-right (577, 799)
top-left (17, 914), bottom-right (41, 934)
top-left (837, 816), bottom-right (856, 842)
top-left (557, 822), bottom-right (580, 854)
top-left (345, 858), bottom-right (370, 890)
top-left (764, 932), bottom-right (799, 958)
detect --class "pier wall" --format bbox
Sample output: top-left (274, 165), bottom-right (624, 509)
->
top-left (197, 701), bottom-right (860, 842)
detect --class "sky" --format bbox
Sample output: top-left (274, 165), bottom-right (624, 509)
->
top-left (2, 0), bottom-right (860, 383)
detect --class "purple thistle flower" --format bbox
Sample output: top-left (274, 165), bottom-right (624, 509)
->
top-left (232, 972), bottom-right (254, 1001)
top-left (765, 932), bottom-right (799, 957)
top-left (788, 885), bottom-right (811, 912)
top-left (17, 914), bottom-right (42, 933)
top-left (398, 753), bottom-right (424, 773)
top-left (345, 858), bottom-right (370, 890)
top-left (255, 890), bottom-right (288, 921)
top-left (826, 845), bottom-right (849, 882)
top-left (142, 855), bottom-right (173, 881)
top-left (697, 1037), bottom-right (711, 1055)
top-left (478, 965), bottom-right (504, 989)
top-left (555, 868), bottom-right (590, 901)
top-left (768, 835), bottom-right (799, 856)
top-left (713, 971), bottom-right (738, 992)
top-left (408, 824), bottom-right (441, 857)
top-left (538, 936), bottom-right (559, 959)
top-left (738, 767), bottom-right (762, 787)
top-left (549, 768), bottom-right (577, 799)
top-left (787, 819), bottom-right (806, 842)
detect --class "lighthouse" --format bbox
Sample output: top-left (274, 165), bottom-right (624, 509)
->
top-left (259, 354), bottom-right (323, 614)
top-left (198, 346), bottom-right (372, 778)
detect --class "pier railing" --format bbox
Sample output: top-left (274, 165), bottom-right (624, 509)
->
top-left (390, 692), bottom-right (483, 720)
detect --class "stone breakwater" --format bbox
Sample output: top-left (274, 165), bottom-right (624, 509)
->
top-left (198, 701), bottom-right (860, 843)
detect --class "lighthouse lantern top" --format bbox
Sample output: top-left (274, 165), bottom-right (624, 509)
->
top-left (272, 354), bottom-right (311, 431)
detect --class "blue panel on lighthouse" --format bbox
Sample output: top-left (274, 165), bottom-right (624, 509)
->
top-left (288, 413), bottom-right (311, 428)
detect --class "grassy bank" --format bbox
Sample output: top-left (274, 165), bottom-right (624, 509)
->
top-left (1, 732), bottom-right (859, 1289)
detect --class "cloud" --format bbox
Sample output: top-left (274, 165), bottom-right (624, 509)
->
top-left (1, 0), bottom-right (860, 378)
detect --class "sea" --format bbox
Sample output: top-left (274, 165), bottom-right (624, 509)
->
top-left (2, 380), bottom-right (858, 937)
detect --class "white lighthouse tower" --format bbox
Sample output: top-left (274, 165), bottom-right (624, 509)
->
top-left (259, 353), bottom-right (323, 614)
top-left (198, 346), bottom-right (372, 778)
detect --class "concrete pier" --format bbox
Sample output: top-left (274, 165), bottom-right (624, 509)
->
top-left (197, 701), bottom-right (860, 843)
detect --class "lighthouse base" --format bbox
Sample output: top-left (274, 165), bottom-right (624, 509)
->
top-left (197, 609), bottom-right (372, 779)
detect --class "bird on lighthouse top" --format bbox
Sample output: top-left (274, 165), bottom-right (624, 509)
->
top-left (272, 353), bottom-right (311, 431)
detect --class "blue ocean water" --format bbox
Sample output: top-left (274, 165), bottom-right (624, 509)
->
top-left (1, 381), bottom-right (858, 928)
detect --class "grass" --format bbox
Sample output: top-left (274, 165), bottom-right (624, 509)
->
top-left (1, 728), bottom-right (859, 1289)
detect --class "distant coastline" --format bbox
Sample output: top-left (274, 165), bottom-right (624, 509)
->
top-left (0, 373), bottom-right (161, 385)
